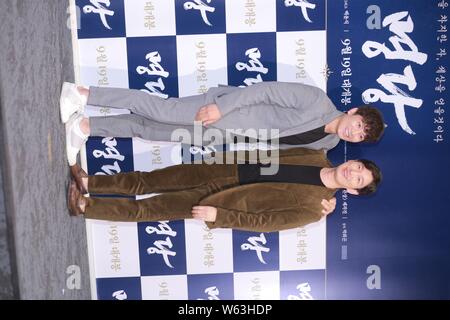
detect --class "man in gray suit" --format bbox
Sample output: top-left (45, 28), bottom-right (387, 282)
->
top-left (61, 81), bottom-right (384, 166)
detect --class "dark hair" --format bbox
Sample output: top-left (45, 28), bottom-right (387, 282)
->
top-left (355, 159), bottom-right (382, 195)
top-left (355, 106), bottom-right (385, 143)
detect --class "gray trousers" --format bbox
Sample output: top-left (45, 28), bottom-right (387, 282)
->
top-left (87, 86), bottom-right (212, 143)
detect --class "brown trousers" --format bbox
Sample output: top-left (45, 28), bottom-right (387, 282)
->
top-left (84, 164), bottom-right (239, 222)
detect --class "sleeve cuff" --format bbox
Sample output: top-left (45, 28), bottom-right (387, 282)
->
top-left (214, 95), bottom-right (238, 116)
top-left (204, 207), bottom-right (230, 230)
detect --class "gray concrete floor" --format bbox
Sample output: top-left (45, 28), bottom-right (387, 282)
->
top-left (0, 0), bottom-right (90, 299)
top-left (0, 146), bottom-right (14, 299)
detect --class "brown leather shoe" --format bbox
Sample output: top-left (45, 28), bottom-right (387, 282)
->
top-left (70, 163), bottom-right (88, 194)
top-left (67, 180), bottom-right (84, 216)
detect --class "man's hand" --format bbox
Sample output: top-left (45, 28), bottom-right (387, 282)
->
top-left (195, 104), bottom-right (222, 126)
top-left (321, 197), bottom-right (337, 216)
top-left (192, 206), bottom-right (217, 222)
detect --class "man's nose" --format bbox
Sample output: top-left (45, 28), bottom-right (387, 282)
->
top-left (351, 128), bottom-right (363, 138)
top-left (352, 127), bottom-right (362, 134)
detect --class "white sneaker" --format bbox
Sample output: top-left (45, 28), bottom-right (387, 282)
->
top-left (60, 82), bottom-right (87, 123)
top-left (65, 113), bottom-right (88, 166)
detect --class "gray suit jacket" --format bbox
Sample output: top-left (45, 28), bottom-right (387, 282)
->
top-left (205, 82), bottom-right (342, 151)
top-left (88, 81), bottom-right (343, 151)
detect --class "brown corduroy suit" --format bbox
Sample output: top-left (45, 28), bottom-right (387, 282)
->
top-left (84, 148), bottom-right (336, 232)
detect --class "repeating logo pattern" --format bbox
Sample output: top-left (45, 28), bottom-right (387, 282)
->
top-left (78, 0), bottom-right (328, 300)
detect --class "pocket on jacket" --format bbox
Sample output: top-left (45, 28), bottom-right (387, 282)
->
top-left (245, 187), bottom-right (299, 211)
top-left (239, 107), bottom-right (249, 115)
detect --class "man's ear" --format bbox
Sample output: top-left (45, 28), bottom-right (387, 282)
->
top-left (347, 108), bottom-right (358, 115)
top-left (346, 188), bottom-right (359, 195)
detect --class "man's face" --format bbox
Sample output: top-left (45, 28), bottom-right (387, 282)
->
top-left (335, 160), bottom-right (374, 195)
top-left (336, 108), bottom-right (366, 143)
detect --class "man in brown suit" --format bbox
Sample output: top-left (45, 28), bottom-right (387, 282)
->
top-left (68, 148), bottom-right (381, 232)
